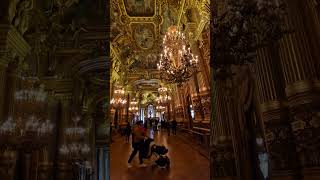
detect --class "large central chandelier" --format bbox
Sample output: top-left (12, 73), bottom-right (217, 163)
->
top-left (157, 26), bottom-right (199, 86)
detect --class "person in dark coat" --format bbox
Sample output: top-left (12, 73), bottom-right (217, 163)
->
top-left (166, 121), bottom-right (171, 136)
top-left (171, 119), bottom-right (177, 135)
top-left (154, 119), bottom-right (159, 131)
top-left (125, 121), bottom-right (132, 142)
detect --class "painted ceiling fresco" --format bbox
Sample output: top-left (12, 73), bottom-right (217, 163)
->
top-left (110, 0), bottom-right (185, 90)
top-left (132, 23), bottom-right (155, 49)
top-left (124, 0), bottom-right (156, 17)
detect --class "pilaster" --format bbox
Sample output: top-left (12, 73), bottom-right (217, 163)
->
top-left (278, 1), bottom-right (320, 178)
top-left (254, 46), bottom-right (300, 179)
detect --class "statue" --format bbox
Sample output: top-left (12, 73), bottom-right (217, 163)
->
top-left (13, 0), bottom-right (34, 35)
top-left (8, 0), bottom-right (20, 24)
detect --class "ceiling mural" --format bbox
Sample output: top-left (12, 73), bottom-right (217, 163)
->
top-left (132, 23), bottom-right (155, 49)
top-left (124, 0), bottom-right (156, 17)
top-left (129, 53), bottom-right (159, 70)
top-left (110, 0), bottom-right (203, 94)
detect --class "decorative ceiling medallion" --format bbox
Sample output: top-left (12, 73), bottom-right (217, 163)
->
top-left (131, 23), bottom-right (155, 49)
top-left (124, 0), bottom-right (156, 17)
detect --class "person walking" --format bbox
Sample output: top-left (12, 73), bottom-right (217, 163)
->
top-left (155, 119), bottom-right (159, 131)
top-left (125, 121), bottom-right (131, 143)
top-left (128, 121), bottom-right (147, 168)
top-left (171, 119), bottom-right (177, 135)
top-left (166, 120), bottom-right (171, 136)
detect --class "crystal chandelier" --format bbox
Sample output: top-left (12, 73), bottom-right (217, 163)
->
top-left (59, 143), bottom-right (90, 157)
top-left (157, 26), bottom-right (199, 86)
top-left (156, 105), bottom-right (166, 112)
top-left (110, 88), bottom-right (127, 108)
top-left (65, 116), bottom-right (86, 137)
top-left (156, 95), bottom-right (171, 104)
top-left (60, 115), bottom-right (89, 158)
top-left (156, 87), bottom-right (171, 104)
top-left (129, 99), bottom-right (139, 113)
top-left (0, 78), bottom-right (54, 149)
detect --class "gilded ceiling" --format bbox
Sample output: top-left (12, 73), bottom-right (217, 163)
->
top-left (110, 0), bottom-right (184, 92)
top-left (110, 0), bottom-right (210, 99)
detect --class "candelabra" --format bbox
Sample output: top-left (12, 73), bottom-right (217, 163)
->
top-left (59, 143), bottom-right (90, 157)
top-left (59, 115), bottom-right (90, 159)
top-left (65, 116), bottom-right (86, 139)
top-left (156, 87), bottom-right (171, 105)
top-left (156, 95), bottom-right (171, 104)
top-left (156, 105), bottom-right (166, 112)
top-left (157, 26), bottom-right (199, 86)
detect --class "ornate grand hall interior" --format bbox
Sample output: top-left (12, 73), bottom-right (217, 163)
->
top-left (0, 0), bottom-right (320, 180)
top-left (109, 0), bottom-right (210, 179)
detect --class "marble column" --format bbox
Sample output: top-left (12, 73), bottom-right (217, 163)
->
top-left (254, 46), bottom-right (300, 179)
top-left (278, 1), bottom-right (320, 178)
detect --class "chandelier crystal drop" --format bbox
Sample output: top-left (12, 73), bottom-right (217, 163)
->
top-left (157, 26), bottom-right (199, 86)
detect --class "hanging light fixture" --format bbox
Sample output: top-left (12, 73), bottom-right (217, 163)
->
top-left (110, 88), bottom-right (127, 108)
top-left (129, 99), bottom-right (139, 113)
top-left (156, 86), bottom-right (171, 105)
top-left (157, 26), bottom-right (199, 86)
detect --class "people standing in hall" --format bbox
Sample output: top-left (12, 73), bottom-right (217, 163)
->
top-left (166, 120), bottom-right (171, 136)
top-left (155, 119), bottom-right (159, 131)
top-left (125, 121), bottom-right (132, 143)
top-left (128, 121), bottom-right (147, 168)
top-left (171, 119), bottom-right (177, 135)
top-left (144, 120), bottom-right (148, 129)
top-left (149, 118), bottom-right (153, 129)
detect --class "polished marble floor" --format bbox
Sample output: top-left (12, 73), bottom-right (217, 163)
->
top-left (110, 129), bottom-right (209, 180)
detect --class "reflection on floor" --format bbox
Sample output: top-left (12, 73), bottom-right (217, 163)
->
top-left (110, 129), bottom-right (210, 180)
